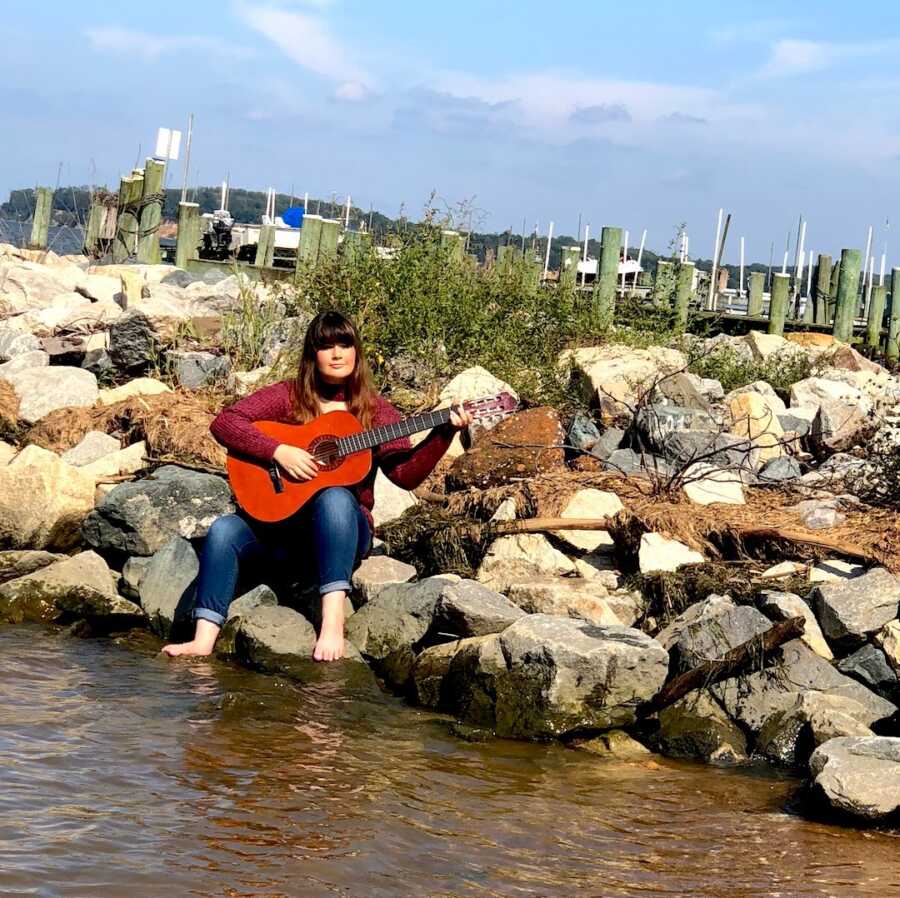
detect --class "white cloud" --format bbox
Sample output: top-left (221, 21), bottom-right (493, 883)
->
top-left (233, 1), bottom-right (372, 97)
top-left (758, 37), bottom-right (900, 78)
top-left (84, 25), bottom-right (254, 61)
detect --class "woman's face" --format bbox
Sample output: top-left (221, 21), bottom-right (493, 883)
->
top-left (315, 341), bottom-right (356, 384)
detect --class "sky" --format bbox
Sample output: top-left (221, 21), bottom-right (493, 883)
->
top-left (3, 0), bottom-right (900, 264)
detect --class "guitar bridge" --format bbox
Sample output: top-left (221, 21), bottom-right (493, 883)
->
top-left (268, 462), bottom-right (284, 494)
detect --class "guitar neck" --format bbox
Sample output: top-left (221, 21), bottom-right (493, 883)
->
top-left (337, 407), bottom-right (453, 456)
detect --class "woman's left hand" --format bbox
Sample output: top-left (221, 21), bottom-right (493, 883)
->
top-left (448, 401), bottom-right (473, 430)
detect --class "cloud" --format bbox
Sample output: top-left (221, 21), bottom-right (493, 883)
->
top-left (392, 90), bottom-right (519, 138)
top-left (233, 1), bottom-right (372, 97)
top-left (661, 112), bottom-right (708, 126)
top-left (84, 25), bottom-right (254, 61)
top-left (758, 37), bottom-right (900, 78)
top-left (570, 103), bottom-right (631, 125)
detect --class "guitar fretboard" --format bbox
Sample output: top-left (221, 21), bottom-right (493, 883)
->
top-left (336, 407), bottom-right (453, 456)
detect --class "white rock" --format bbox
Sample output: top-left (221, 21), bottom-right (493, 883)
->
top-left (551, 488), bottom-right (623, 552)
top-left (477, 532), bottom-right (577, 591)
top-left (80, 441), bottom-right (147, 481)
top-left (638, 532), bottom-right (704, 574)
top-left (790, 377), bottom-right (872, 417)
top-left (233, 367), bottom-right (271, 397)
top-left (743, 331), bottom-right (801, 361)
top-left (810, 559), bottom-right (865, 583)
top-left (0, 441), bottom-right (16, 465)
top-left (0, 366), bottom-right (98, 424)
top-left (372, 468), bottom-right (417, 527)
top-left (61, 431), bottom-right (121, 467)
top-left (682, 463), bottom-right (745, 506)
top-left (0, 350), bottom-right (49, 377)
top-left (98, 377), bottom-right (171, 405)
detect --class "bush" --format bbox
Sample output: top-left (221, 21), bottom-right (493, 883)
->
top-left (686, 344), bottom-right (814, 397)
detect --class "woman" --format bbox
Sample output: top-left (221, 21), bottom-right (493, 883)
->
top-left (162, 310), bottom-right (470, 662)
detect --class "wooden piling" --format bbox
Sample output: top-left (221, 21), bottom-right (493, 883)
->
top-left (83, 199), bottom-right (104, 256)
top-left (341, 229), bottom-right (371, 262)
top-left (832, 249), bottom-right (862, 343)
top-left (768, 272), bottom-right (790, 336)
top-left (28, 187), bottom-right (53, 250)
top-left (828, 261), bottom-right (841, 324)
top-left (440, 229), bottom-right (466, 263)
top-left (747, 270), bottom-right (765, 317)
top-left (136, 158), bottom-right (165, 264)
top-left (674, 262), bottom-right (695, 330)
top-left (867, 284), bottom-right (887, 351)
top-left (113, 173), bottom-right (143, 263)
top-left (318, 218), bottom-right (340, 261)
top-left (254, 223), bottom-right (276, 268)
top-left (814, 253), bottom-right (832, 325)
top-left (594, 226), bottom-right (622, 324)
top-left (297, 214), bottom-right (323, 267)
top-left (175, 202), bottom-right (200, 269)
top-left (887, 267), bottom-right (900, 364)
top-left (559, 246), bottom-right (580, 289)
top-left (654, 259), bottom-right (673, 308)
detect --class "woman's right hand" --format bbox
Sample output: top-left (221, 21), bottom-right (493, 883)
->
top-left (273, 444), bottom-right (320, 481)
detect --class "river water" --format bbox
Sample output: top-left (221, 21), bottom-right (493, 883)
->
top-left (1, 624), bottom-right (897, 897)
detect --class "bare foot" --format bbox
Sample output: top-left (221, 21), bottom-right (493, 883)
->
top-left (314, 592), bottom-right (346, 662)
top-left (162, 619), bottom-right (220, 657)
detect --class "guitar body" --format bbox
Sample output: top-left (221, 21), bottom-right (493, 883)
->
top-left (226, 410), bottom-right (372, 523)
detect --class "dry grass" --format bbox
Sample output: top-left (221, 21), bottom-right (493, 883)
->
top-left (0, 381), bottom-right (19, 440)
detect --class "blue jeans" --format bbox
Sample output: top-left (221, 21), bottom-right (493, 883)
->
top-left (193, 487), bottom-right (371, 627)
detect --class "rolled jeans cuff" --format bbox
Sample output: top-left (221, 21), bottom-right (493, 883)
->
top-left (194, 607), bottom-right (226, 627)
top-left (319, 579), bottom-right (351, 595)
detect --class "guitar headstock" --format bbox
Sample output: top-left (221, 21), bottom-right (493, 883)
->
top-left (461, 391), bottom-right (519, 427)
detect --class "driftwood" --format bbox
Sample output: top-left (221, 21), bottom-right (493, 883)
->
top-left (732, 526), bottom-right (874, 565)
top-left (637, 615), bottom-right (806, 718)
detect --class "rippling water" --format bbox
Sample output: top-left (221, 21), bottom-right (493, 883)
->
top-left (1, 624), bottom-right (897, 897)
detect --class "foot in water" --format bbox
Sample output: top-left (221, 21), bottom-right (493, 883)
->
top-left (162, 620), bottom-right (220, 657)
top-left (314, 591), bottom-right (346, 662)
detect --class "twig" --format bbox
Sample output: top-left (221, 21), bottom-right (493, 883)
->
top-left (143, 454), bottom-right (225, 476)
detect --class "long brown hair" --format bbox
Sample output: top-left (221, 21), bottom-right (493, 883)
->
top-left (289, 310), bottom-right (378, 428)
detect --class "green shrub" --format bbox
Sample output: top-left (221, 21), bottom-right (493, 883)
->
top-left (686, 345), bottom-right (814, 397)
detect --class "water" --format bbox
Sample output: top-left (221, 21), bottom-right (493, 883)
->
top-left (0, 220), bottom-right (85, 255)
top-left (1, 624), bottom-right (897, 897)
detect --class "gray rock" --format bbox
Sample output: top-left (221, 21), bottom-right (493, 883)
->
top-left (794, 498), bottom-right (846, 530)
top-left (758, 590), bottom-right (832, 659)
top-left (61, 431), bottom-right (121, 467)
top-left (431, 579), bottom-right (525, 638)
top-left (0, 549), bottom-right (63, 585)
top-left (82, 348), bottom-right (116, 379)
top-left (604, 448), bottom-right (669, 478)
top-left (655, 372), bottom-right (711, 411)
top-left (756, 692), bottom-right (874, 768)
top-left (108, 310), bottom-right (159, 372)
top-left (837, 645), bottom-right (900, 698)
top-left (201, 267), bottom-right (231, 285)
top-left (589, 427), bottom-right (624, 461)
top-left (778, 411), bottom-right (813, 438)
top-left (350, 554), bottom-right (417, 604)
top-left (445, 614), bottom-right (670, 739)
top-left (652, 691), bottom-right (748, 764)
top-left (810, 400), bottom-right (871, 456)
top-left (217, 584), bottom-right (279, 656)
top-left (82, 465), bottom-right (234, 556)
top-left (759, 456), bottom-right (802, 483)
top-left (635, 404), bottom-right (716, 454)
top-left (410, 636), bottom-right (493, 708)
top-left (0, 328), bottom-right (42, 361)
top-left (168, 350), bottom-right (232, 390)
top-left (120, 555), bottom-right (150, 602)
top-left (567, 414), bottom-right (601, 452)
top-left (1, 366), bottom-right (99, 424)
top-left (138, 537), bottom-right (199, 639)
top-left (660, 431), bottom-right (759, 470)
top-left (811, 568), bottom-right (900, 649)
top-left (160, 269), bottom-right (198, 288)
top-left (0, 350), bottom-right (49, 377)
top-left (809, 736), bottom-right (900, 820)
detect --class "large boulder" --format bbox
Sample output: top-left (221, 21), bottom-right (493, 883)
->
top-left (0, 349), bottom-right (49, 377)
top-left (0, 550), bottom-right (141, 625)
top-left (727, 391), bottom-right (784, 464)
top-left (138, 537), bottom-right (199, 638)
top-left (757, 590), bottom-right (833, 660)
top-left (651, 691), bottom-right (748, 765)
top-left (837, 644), bottom-right (900, 701)
top-left (507, 578), bottom-right (628, 626)
top-left (410, 635), bottom-right (495, 708)
top-left (550, 488), bottom-right (623, 553)
top-left (108, 310), bottom-right (160, 372)
top-left (443, 615), bottom-right (669, 739)
top-left (638, 533), bottom-right (704, 574)
top-left (0, 261), bottom-right (83, 310)
top-left (61, 431), bottom-right (121, 467)
top-left (168, 350), bottom-right (231, 390)
top-left (0, 366), bottom-right (98, 424)
top-left (446, 407), bottom-right (566, 490)
top-left (790, 377), bottom-right (873, 417)
top-left (808, 736), bottom-right (900, 821)
top-left (476, 532), bottom-right (576, 592)
top-left (351, 554), bottom-right (417, 603)
top-left (634, 404), bottom-right (716, 455)
top-left (0, 445), bottom-right (95, 550)
top-left (810, 397), bottom-right (871, 455)
top-left (82, 465), bottom-right (234, 557)
top-left (430, 579), bottom-right (525, 638)
top-left (811, 568), bottom-right (900, 650)
top-left (372, 468), bottom-right (417, 528)
top-left (0, 326), bottom-right (42, 361)
top-left (0, 549), bottom-right (62, 584)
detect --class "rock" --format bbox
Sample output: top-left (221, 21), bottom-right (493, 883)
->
top-left (138, 537), bottom-right (199, 638)
top-left (82, 348), bottom-right (115, 380)
top-left (445, 615), bottom-right (669, 739)
top-left (560, 344), bottom-right (687, 415)
top-left (759, 456), bottom-right (802, 483)
top-left (794, 498), bottom-right (846, 530)
top-left (697, 376), bottom-right (725, 402)
top-left (79, 441), bottom-right (147, 481)
top-left (234, 605), bottom-right (319, 674)
top-left (875, 620), bottom-right (900, 675)
top-left (727, 391), bottom-right (784, 464)
top-left (837, 645), bottom-right (900, 699)
top-left (0, 350), bottom-right (49, 378)
top-left (551, 488), bottom-right (623, 552)
top-left (758, 590), bottom-right (833, 660)
top-left (808, 736), bottom-right (900, 821)
top-left (811, 568), bottom-right (900, 649)
top-left (635, 404), bottom-right (716, 454)
top-left (604, 448), bottom-right (669, 478)
top-left (61, 431), bottom-right (121, 467)
top-left (810, 559), bottom-right (864, 583)
top-left (82, 465), bottom-right (234, 556)
top-left (98, 377), bottom-right (171, 405)
top-left (790, 377), bottom-right (872, 417)
top-left (0, 550), bottom-right (141, 625)
top-left (0, 366), bottom-right (98, 424)
top-left (589, 427), bottom-right (624, 461)
top-left (571, 730), bottom-right (652, 759)
top-left (725, 380), bottom-right (787, 415)
top-left (108, 310), bottom-right (160, 372)
top-left (0, 445), bottom-right (95, 550)
top-left (821, 343), bottom-right (885, 375)
top-left (216, 585), bottom-right (279, 655)
top-left (233, 367), bottom-right (270, 397)
top-left (0, 261), bottom-right (84, 310)
top-left (652, 691), bottom-right (748, 764)
top-left (446, 407), bottom-right (565, 491)
top-left (160, 269), bottom-right (197, 289)
top-left (567, 414), bottom-right (601, 451)
top-left (506, 579), bottom-right (625, 626)
top-left (0, 549), bottom-right (62, 584)
top-left (431, 579), bottom-right (525, 637)
top-left (778, 407), bottom-right (817, 437)
top-left (659, 431), bottom-right (759, 471)
top-left (410, 636), bottom-right (494, 708)
top-left (638, 533), bottom-right (704, 574)
top-left (169, 350), bottom-right (232, 390)
top-left (757, 693), bottom-right (874, 768)
top-left (744, 331), bottom-right (798, 361)
top-left (0, 327), bottom-right (42, 361)
top-left (810, 398), bottom-right (870, 455)
top-left (656, 371), bottom-right (711, 411)
top-left (372, 468), bottom-right (417, 528)
top-left (120, 555), bottom-right (150, 602)
top-left (351, 555), bottom-right (417, 603)
top-left (682, 464), bottom-right (745, 506)
top-left (476, 532), bottom-right (576, 592)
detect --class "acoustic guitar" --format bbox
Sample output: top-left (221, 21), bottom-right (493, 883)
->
top-left (227, 392), bottom-right (518, 522)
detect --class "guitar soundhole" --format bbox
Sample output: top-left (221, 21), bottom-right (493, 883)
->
top-left (308, 436), bottom-right (343, 472)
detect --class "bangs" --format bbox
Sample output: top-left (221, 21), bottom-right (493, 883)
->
top-left (310, 311), bottom-right (357, 349)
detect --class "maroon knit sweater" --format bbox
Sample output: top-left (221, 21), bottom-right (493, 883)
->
top-left (210, 380), bottom-right (453, 528)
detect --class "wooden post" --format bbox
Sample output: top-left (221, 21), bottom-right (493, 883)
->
top-left (297, 213), bottom-right (323, 267)
top-left (768, 272), bottom-right (790, 335)
top-left (341, 229), bottom-right (371, 262)
top-left (828, 261), bottom-right (841, 324)
top-left (887, 267), bottom-right (900, 364)
top-left (318, 218), bottom-right (340, 261)
top-left (136, 159), bottom-right (165, 264)
top-left (866, 285), bottom-right (887, 352)
top-left (114, 173), bottom-right (143, 263)
top-left (747, 270), bottom-right (765, 317)
top-left (814, 253), bottom-right (832, 326)
top-left (594, 226), bottom-right (621, 324)
top-left (674, 261), bottom-right (694, 329)
top-left (29, 187), bottom-right (53, 250)
top-left (83, 198), bottom-right (104, 255)
top-left (833, 249), bottom-right (862, 343)
top-left (559, 245), bottom-right (580, 289)
top-left (175, 202), bottom-right (200, 269)
top-left (802, 269), bottom-right (815, 324)
top-left (441, 229), bottom-right (465, 263)
top-left (654, 259), bottom-right (673, 308)
top-left (254, 223), bottom-right (276, 268)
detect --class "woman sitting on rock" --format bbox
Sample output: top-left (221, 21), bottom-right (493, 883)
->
top-left (162, 309), bottom-right (470, 661)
